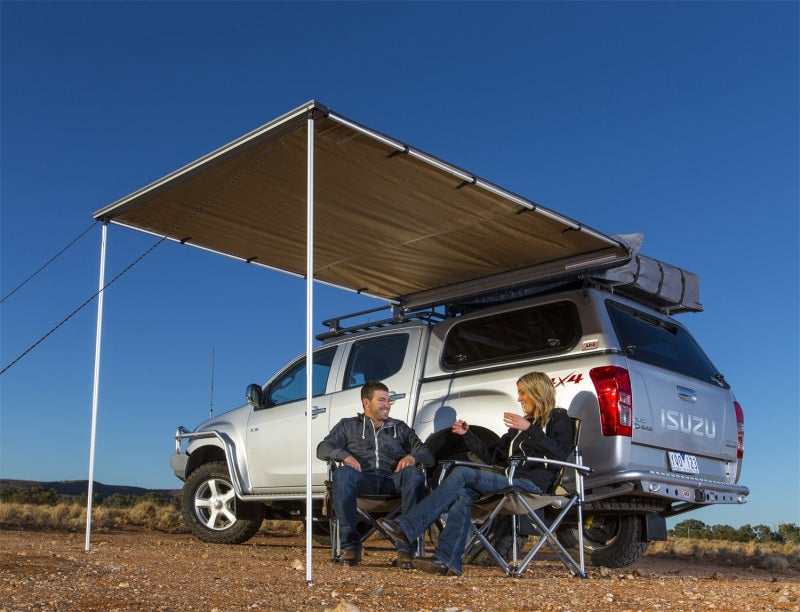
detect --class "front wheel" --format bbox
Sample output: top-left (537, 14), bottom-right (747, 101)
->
top-left (558, 514), bottom-right (648, 568)
top-left (181, 461), bottom-right (265, 544)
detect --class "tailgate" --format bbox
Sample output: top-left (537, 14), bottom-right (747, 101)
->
top-left (629, 361), bottom-right (738, 463)
top-left (606, 300), bottom-right (740, 483)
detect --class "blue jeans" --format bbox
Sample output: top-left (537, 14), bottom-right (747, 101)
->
top-left (331, 465), bottom-right (426, 552)
top-left (395, 466), bottom-right (542, 574)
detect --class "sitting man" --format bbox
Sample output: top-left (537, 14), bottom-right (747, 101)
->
top-left (317, 380), bottom-right (433, 567)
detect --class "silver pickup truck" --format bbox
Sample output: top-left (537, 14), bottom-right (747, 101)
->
top-left (170, 256), bottom-right (748, 568)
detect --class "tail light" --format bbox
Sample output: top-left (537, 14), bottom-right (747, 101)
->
top-left (590, 366), bottom-right (633, 437)
top-left (734, 401), bottom-right (744, 459)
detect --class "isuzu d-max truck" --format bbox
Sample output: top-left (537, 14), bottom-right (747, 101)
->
top-left (170, 252), bottom-right (748, 567)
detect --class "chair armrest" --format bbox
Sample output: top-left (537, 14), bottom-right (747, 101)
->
top-left (514, 455), bottom-right (593, 475)
top-left (326, 458), bottom-right (340, 480)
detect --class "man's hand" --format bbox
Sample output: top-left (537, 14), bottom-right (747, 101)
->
top-left (452, 419), bottom-right (469, 435)
top-left (394, 454), bottom-right (416, 472)
top-left (343, 455), bottom-right (362, 471)
top-left (503, 412), bottom-right (531, 431)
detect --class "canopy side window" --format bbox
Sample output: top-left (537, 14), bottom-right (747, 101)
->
top-left (442, 301), bottom-right (581, 369)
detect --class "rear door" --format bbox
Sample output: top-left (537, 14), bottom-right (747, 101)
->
top-left (326, 327), bottom-right (424, 440)
top-left (606, 301), bottom-right (739, 480)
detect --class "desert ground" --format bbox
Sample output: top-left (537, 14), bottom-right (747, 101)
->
top-left (1, 526), bottom-right (798, 611)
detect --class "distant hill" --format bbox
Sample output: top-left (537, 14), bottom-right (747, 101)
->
top-left (0, 479), bottom-right (180, 499)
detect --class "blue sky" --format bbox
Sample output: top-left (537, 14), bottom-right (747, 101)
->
top-left (1, 1), bottom-right (797, 531)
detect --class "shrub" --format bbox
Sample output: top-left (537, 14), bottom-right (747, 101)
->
top-left (763, 555), bottom-right (790, 571)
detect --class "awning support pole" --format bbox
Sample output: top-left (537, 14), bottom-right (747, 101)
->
top-left (305, 108), bottom-right (315, 585)
top-left (85, 220), bottom-right (108, 552)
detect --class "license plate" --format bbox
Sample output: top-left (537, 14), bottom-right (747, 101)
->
top-left (668, 451), bottom-right (699, 474)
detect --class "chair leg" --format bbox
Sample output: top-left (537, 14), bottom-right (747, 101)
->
top-left (330, 513), bottom-right (341, 561)
top-left (364, 506), bottom-right (399, 543)
top-left (510, 515), bottom-right (520, 570)
top-left (464, 500), bottom-right (515, 576)
top-left (469, 520), bottom-right (512, 576)
top-left (514, 497), bottom-right (586, 578)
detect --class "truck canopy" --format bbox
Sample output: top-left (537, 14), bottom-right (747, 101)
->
top-left (93, 101), bottom-right (633, 310)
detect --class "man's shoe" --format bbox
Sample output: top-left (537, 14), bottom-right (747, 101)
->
top-left (339, 548), bottom-right (361, 566)
top-left (395, 550), bottom-right (414, 570)
top-left (412, 556), bottom-right (459, 576)
top-left (377, 518), bottom-right (411, 548)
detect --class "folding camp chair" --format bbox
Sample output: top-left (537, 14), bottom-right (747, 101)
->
top-left (437, 417), bottom-right (591, 578)
top-left (324, 460), bottom-right (425, 563)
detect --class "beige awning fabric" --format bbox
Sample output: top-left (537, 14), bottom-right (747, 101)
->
top-left (93, 101), bottom-right (629, 309)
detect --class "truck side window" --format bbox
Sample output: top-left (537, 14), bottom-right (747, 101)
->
top-left (265, 347), bottom-right (337, 407)
top-left (344, 334), bottom-right (409, 389)
top-left (442, 301), bottom-right (580, 368)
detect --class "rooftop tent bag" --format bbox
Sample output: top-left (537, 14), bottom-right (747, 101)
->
top-left (589, 234), bottom-right (702, 314)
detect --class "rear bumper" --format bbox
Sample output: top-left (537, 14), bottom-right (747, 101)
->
top-left (585, 469), bottom-right (749, 506)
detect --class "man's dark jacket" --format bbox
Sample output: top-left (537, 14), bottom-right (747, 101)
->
top-left (317, 414), bottom-right (434, 475)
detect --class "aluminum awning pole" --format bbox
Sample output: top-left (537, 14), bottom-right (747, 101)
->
top-left (85, 220), bottom-right (108, 552)
top-left (305, 108), bottom-right (315, 585)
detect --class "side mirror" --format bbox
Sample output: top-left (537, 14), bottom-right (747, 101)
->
top-left (246, 383), bottom-right (263, 407)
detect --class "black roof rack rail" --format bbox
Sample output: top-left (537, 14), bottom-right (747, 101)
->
top-left (318, 305), bottom-right (446, 340)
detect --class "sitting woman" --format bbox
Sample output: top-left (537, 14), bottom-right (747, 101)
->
top-left (378, 371), bottom-right (573, 576)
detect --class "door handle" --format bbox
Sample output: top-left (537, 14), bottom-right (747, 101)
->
top-left (389, 393), bottom-right (406, 403)
top-left (307, 406), bottom-right (326, 418)
top-left (677, 386), bottom-right (697, 402)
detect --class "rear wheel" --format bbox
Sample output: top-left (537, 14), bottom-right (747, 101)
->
top-left (181, 461), bottom-right (265, 544)
top-left (558, 514), bottom-right (648, 567)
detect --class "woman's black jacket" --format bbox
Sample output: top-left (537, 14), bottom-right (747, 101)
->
top-left (461, 407), bottom-right (573, 493)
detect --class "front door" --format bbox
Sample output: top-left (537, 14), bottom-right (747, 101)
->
top-left (247, 346), bottom-right (338, 492)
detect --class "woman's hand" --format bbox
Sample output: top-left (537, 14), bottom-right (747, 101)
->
top-left (503, 412), bottom-right (531, 431)
top-left (452, 419), bottom-right (469, 435)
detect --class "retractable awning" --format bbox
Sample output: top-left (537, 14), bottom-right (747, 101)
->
top-left (93, 101), bottom-right (629, 309)
top-left (86, 101), bottom-right (632, 581)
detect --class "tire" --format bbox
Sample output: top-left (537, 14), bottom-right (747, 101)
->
top-left (558, 514), bottom-right (648, 568)
top-left (181, 461), bottom-right (265, 544)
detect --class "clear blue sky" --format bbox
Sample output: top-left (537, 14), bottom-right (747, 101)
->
top-left (1, 1), bottom-right (797, 531)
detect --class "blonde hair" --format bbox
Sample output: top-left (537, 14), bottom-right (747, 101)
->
top-left (517, 371), bottom-right (556, 425)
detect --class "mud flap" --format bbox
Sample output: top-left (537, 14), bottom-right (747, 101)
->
top-left (644, 512), bottom-right (667, 541)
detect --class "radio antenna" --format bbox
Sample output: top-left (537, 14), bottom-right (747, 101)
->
top-left (209, 347), bottom-right (215, 418)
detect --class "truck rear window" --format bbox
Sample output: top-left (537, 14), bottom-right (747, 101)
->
top-left (606, 301), bottom-right (726, 387)
top-left (442, 301), bottom-right (580, 368)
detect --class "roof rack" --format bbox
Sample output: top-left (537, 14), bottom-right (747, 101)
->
top-left (317, 304), bottom-right (446, 340)
top-left (318, 251), bottom-right (701, 340)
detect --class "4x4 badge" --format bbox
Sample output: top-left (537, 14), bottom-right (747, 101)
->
top-left (582, 339), bottom-right (599, 350)
top-left (552, 372), bottom-right (584, 387)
